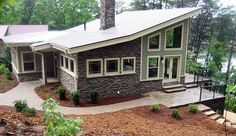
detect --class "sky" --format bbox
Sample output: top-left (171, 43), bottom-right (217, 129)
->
top-left (122, 0), bottom-right (236, 8)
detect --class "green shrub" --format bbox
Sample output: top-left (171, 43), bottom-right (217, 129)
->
top-left (188, 104), bottom-right (198, 113)
top-left (22, 107), bottom-right (36, 116)
top-left (151, 104), bottom-right (160, 113)
top-left (55, 86), bottom-right (66, 100)
top-left (13, 100), bottom-right (28, 112)
top-left (171, 109), bottom-right (182, 119)
top-left (72, 90), bottom-right (80, 105)
top-left (42, 98), bottom-right (82, 136)
top-left (90, 89), bottom-right (98, 104)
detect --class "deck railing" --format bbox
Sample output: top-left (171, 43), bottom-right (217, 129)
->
top-left (199, 84), bottom-right (227, 101)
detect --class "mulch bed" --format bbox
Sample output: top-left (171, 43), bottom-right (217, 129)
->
top-left (79, 105), bottom-right (236, 136)
top-left (0, 74), bottom-right (19, 94)
top-left (35, 83), bottom-right (144, 107)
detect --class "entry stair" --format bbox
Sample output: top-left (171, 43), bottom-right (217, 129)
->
top-left (198, 104), bottom-right (236, 129)
top-left (162, 84), bottom-right (186, 93)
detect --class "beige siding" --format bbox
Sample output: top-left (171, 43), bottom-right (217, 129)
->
top-left (141, 19), bottom-right (189, 81)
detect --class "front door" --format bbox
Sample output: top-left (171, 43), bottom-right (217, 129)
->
top-left (45, 52), bottom-right (56, 77)
top-left (164, 56), bottom-right (179, 82)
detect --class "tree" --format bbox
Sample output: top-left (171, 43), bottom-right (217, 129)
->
top-left (21, 0), bottom-right (36, 24)
top-left (115, 0), bottom-right (126, 14)
top-left (31, 0), bottom-right (99, 30)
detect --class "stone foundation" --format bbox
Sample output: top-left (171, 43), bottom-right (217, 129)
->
top-left (59, 69), bottom-right (77, 92)
top-left (180, 76), bottom-right (185, 84)
top-left (18, 72), bottom-right (42, 82)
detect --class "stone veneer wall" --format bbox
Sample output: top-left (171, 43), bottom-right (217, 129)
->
top-left (77, 38), bottom-right (163, 99)
top-left (180, 76), bottom-right (185, 84)
top-left (18, 72), bottom-right (42, 82)
top-left (59, 69), bottom-right (76, 92)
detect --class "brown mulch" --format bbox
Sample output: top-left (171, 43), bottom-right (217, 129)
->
top-left (79, 105), bottom-right (236, 136)
top-left (0, 106), bottom-right (44, 135)
top-left (0, 74), bottom-right (19, 94)
top-left (35, 83), bottom-right (144, 107)
top-left (0, 105), bottom-right (236, 135)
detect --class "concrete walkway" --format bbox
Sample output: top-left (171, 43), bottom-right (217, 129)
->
top-left (0, 81), bottom-right (224, 115)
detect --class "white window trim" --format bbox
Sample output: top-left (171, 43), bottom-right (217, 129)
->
top-left (60, 54), bottom-right (76, 77)
top-left (21, 51), bottom-right (36, 73)
top-left (121, 57), bottom-right (136, 74)
top-left (147, 56), bottom-right (160, 80)
top-left (164, 23), bottom-right (184, 51)
top-left (104, 58), bottom-right (120, 76)
top-left (86, 59), bottom-right (103, 78)
top-left (147, 32), bottom-right (161, 52)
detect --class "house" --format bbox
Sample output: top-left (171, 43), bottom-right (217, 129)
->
top-left (3, 0), bottom-right (201, 99)
top-left (0, 25), bottom-right (48, 56)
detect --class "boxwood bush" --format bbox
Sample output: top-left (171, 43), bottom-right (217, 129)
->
top-left (188, 104), bottom-right (198, 113)
top-left (151, 104), bottom-right (160, 113)
top-left (22, 107), bottom-right (37, 116)
top-left (13, 100), bottom-right (28, 112)
top-left (171, 109), bottom-right (182, 119)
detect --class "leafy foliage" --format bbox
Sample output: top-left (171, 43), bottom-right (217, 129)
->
top-left (171, 109), bottom-right (182, 119)
top-left (72, 90), bottom-right (80, 105)
top-left (13, 100), bottom-right (28, 112)
top-left (90, 89), bottom-right (98, 104)
top-left (22, 107), bottom-right (37, 116)
top-left (42, 98), bottom-right (82, 136)
top-left (225, 85), bottom-right (236, 113)
top-left (151, 104), bottom-right (160, 113)
top-left (186, 51), bottom-right (200, 73)
top-left (188, 104), bottom-right (198, 113)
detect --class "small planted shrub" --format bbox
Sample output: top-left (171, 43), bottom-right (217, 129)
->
top-left (0, 64), bottom-right (12, 80)
top-left (72, 90), bottom-right (80, 105)
top-left (171, 109), bottom-right (182, 119)
top-left (22, 107), bottom-right (36, 116)
top-left (13, 100), bottom-right (28, 112)
top-left (151, 104), bottom-right (160, 113)
top-left (90, 89), bottom-right (98, 104)
top-left (57, 86), bottom-right (66, 100)
top-left (188, 104), bottom-right (198, 113)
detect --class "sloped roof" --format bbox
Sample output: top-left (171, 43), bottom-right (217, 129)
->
top-left (4, 7), bottom-right (201, 53)
top-left (0, 26), bottom-right (8, 38)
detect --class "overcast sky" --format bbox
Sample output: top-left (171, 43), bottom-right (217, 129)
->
top-left (122, 0), bottom-right (236, 7)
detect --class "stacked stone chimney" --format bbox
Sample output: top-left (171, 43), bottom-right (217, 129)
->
top-left (100, 0), bottom-right (115, 30)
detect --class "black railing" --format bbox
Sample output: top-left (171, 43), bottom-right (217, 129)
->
top-left (193, 67), bottom-right (212, 84)
top-left (199, 84), bottom-right (227, 101)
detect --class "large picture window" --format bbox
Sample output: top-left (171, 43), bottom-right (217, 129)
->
top-left (166, 25), bottom-right (182, 49)
top-left (148, 34), bottom-right (160, 51)
top-left (105, 58), bottom-right (119, 75)
top-left (148, 56), bottom-right (159, 79)
top-left (22, 52), bottom-right (35, 72)
top-left (121, 57), bottom-right (135, 74)
top-left (87, 59), bottom-right (103, 77)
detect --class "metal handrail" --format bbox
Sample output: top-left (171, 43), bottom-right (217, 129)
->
top-left (199, 84), bottom-right (227, 101)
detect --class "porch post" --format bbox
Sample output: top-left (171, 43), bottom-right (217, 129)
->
top-left (41, 53), bottom-right (47, 84)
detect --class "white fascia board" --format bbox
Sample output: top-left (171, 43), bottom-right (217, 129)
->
top-left (67, 8), bottom-right (201, 54)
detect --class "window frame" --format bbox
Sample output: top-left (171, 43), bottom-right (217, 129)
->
top-left (104, 58), bottom-right (120, 76)
top-left (60, 54), bottom-right (76, 76)
top-left (164, 23), bottom-right (184, 51)
top-left (86, 59), bottom-right (103, 78)
top-left (121, 57), bottom-right (136, 74)
top-left (147, 33), bottom-right (161, 51)
top-left (147, 56), bottom-right (160, 80)
top-left (21, 51), bottom-right (36, 73)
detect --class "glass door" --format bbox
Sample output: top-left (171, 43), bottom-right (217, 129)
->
top-left (164, 57), bottom-right (179, 82)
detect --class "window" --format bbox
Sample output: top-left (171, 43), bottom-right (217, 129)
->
top-left (61, 56), bottom-right (64, 67)
top-left (87, 59), bottom-right (103, 77)
top-left (148, 34), bottom-right (160, 50)
top-left (121, 57), bottom-right (135, 74)
top-left (22, 52), bottom-right (35, 72)
top-left (148, 56), bottom-right (159, 78)
top-left (166, 25), bottom-right (182, 49)
top-left (65, 58), bottom-right (69, 69)
top-left (105, 58), bottom-right (119, 75)
top-left (70, 60), bottom-right (74, 72)
top-left (60, 54), bottom-right (75, 75)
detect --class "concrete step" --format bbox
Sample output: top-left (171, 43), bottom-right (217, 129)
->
top-left (163, 87), bottom-right (186, 93)
top-left (163, 84), bottom-right (183, 89)
top-left (185, 84), bottom-right (198, 88)
top-left (225, 121), bottom-right (232, 127)
top-left (204, 110), bottom-right (216, 116)
top-left (210, 114), bottom-right (221, 120)
top-left (216, 118), bottom-right (226, 124)
top-left (198, 104), bottom-right (211, 112)
top-left (232, 125), bottom-right (236, 128)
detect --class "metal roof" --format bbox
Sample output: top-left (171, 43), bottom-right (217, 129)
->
top-left (3, 7), bottom-right (201, 53)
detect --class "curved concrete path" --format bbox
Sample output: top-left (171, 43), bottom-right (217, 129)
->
top-left (0, 81), bottom-right (162, 115)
